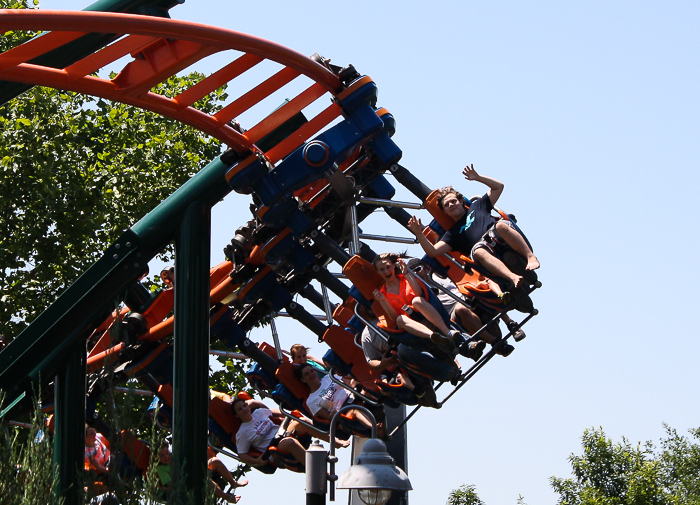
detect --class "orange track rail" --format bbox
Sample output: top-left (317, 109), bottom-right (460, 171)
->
top-left (0, 10), bottom-right (344, 154)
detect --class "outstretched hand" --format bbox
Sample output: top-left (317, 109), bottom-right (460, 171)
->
top-left (462, 163), bottom-right (479, 181)
top-left (396, 258), bottom-right (407, 274)
top-left (407, 215), bottom-right (423, 235)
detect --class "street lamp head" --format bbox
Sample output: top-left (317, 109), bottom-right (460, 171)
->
top-left (337, 438), bottom-right (412, 505)
top-left (357, 489), bottom-right (393, 505)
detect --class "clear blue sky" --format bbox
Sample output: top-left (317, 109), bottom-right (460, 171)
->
top-left (46, 0), bottom-right (700, 503)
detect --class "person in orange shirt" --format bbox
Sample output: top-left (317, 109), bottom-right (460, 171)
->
top-left (371, 252), bottom-right (457, 353)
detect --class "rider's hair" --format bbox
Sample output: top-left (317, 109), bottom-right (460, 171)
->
top-left (436, 186), bottom-right (466, 210)
top-left (231, 397), bottom-right (247, 417)
top-left (293, 362), bottom-right (313, 381)
top-left (290, 343), bottom-right (309, 360)
top-left (372, 251), bottom-right (409, 275)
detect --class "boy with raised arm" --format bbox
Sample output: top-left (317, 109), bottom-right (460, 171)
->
top-left (407, 164), bottom-right (539, 289)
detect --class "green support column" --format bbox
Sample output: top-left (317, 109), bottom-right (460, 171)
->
top-left (53, 344), bottom-right (86, 505)
top-left (172, 201), bottom-right (211, 503)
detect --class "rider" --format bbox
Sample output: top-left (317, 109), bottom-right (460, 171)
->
top-left (407, 164), bottom-right (539, 290)
top-left (371, 252), bottom-right (458, 353)
top-left (406, 257), bottom-right (518, 356)
top-left (231, 397), bottom-right (308, 469)
top-left (294, 363), bottom-right (381, 434)
top-left (289, 343), bottom-right (326, 372)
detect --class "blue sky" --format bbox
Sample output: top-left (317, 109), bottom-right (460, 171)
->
top-left (43, 1), bottom-right (700, 503)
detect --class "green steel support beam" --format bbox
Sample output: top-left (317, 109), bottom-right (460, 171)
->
top-left (172, 200), bottom-right (211, 503)
top-left (0, 156), bottom-right (231, 413)
top-left (53, 344), bottom-right (86, 505)
top-left (0, 230), bottom-right (147, 404)
top-left (131, 157), bottom-right (231, 256)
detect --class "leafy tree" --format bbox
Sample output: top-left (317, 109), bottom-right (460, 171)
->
top-left (1, 1), bottom-right (253, 499)
top-left (550, 426), bottom-right (700, 505)
top-left (0, 0), bottom-right (227, 338)
top-left (658, 426), bottom-right (700, 501)
top-left (447, 484), bottom-right (485, 505)
top-left (0, 0), bottom-right (38, 52)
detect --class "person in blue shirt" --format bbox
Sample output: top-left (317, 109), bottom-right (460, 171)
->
top-left (408, 164), bottom-right (539, 289)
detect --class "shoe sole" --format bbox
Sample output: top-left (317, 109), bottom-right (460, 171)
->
top-left (495, 343), bottom-right (514, 357)
top-left (469, 340), bottom-right (486, 361)
top-left (430, 333), bottom-right (455, 354)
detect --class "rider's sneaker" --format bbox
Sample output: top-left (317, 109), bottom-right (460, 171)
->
top-left (495, 343), bottom-right (515, 357)
top-left (416, 385), bottom-right (439, 408)
top-left (467, 340), bottom-right (486, 361)
top-left (446, 366), bottom-right (462, 385)
top-left (507, 320), bottom-right (527, 342)
top-left (431, 332), bottom-right (455, 354)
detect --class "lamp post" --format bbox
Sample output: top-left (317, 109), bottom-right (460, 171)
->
top-left (305, 405), bottom-right (411, 505)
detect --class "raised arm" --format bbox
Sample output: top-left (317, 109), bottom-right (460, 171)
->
top-left (248, 399), bottom-right (268, 410)
top-left (463, 164), bottom-right (504, 205)
top-left (407, 216), bottom-right (453, 257)
top-left (400, 259), bottom-right (425, 297)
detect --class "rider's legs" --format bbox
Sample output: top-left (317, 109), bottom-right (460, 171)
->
top-left (396, 314), bottom-right (434, 339)
top-left (493, 221), bottom-right (539, 271)
top-left (411, 297), bottom-right (451, 336)
top-left (473, 247), bottom-right (523, 288)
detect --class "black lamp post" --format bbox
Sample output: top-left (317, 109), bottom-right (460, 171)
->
top-left (305, 405), bottom-right (411, 505)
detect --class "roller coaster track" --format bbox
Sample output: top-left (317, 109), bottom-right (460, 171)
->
top-left (0, 8), bottom-right (537, 504)
top-left (0, 9), bottom-right (344, 151)
top-left (0, 7), bottom-right (411, 503)
top-left (0, 7), bottom-right (398, 395)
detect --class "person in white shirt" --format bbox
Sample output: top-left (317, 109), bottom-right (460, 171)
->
top-left (231, 397), bottom-right (349, 469)
top-left (231, 398), bottom-right (306, 468)
top-left (294, 363), bottom-right (378, 433)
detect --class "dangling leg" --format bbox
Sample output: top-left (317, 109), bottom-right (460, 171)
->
top-left (473, 248), bottom-right (523, 288)
top-left (398, 314), bottom-right (455, 354)
top-left (494, 221), bottom-right (539, 271)
top-left (277, 438), bottom-right (307, 466)
top-left (208, 456), bottom-right (248, 488)
top-left (291, 419), bottom-right (349, 449)
top-left (453, 304), bottom-right (497, 344)
top-left (411, 297), bottom-right (451, 336)
top-left (396, 315), bottom-right (434, 339)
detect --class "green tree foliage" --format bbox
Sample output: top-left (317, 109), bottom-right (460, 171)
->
top-left (550, 426), bottom-right (700, 505)
top-left (447, 484), bottom-right (485, 505)
top-left (1, 0), bottom-right (251, 484)
top-left (0, 0), bottom-right (38, 52)
top-left (659, 426), bottom-right (700, 501)
top-left (0, 0), bottom-right (227, 338)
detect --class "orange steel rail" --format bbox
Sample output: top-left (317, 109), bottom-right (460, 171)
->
top-left (0, 10), bottom-right (344, 153)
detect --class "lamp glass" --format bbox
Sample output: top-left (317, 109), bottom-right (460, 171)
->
top-left (358, 488), bottom-right (393, 505)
